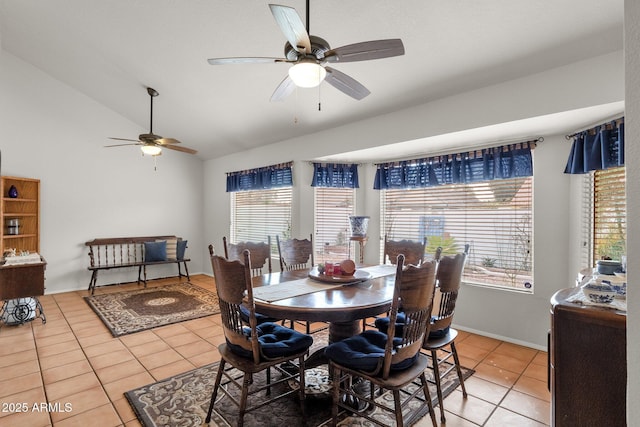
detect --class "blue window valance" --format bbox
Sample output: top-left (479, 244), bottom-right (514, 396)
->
top-left (374, 142), bottom-right (535, 190)
top-left (564, 118), bottom-right (624, 174)
top-left (226, 162), bottom-right (293, 192)
top-left (311, 163), bottom-right (359, 188)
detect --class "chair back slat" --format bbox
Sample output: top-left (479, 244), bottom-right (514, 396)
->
top-left (276, 234), bottom-right (314, 271)
top-left (382, 254), bottom-right (437, 379)
top-left (432, 244), bottom-right (469, 331)
top-left (224, 236), bottom-right (272, 276)
top-left (383, 235), bottom-right (426, 266)
top-left (210, 250), bottom-right (261, 364)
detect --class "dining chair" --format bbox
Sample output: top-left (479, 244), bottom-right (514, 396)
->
top-left (422, 243), bottom-right (470, 422)
top-left (205, 250), bottom-right (314, 427)
top-left (276, 234), bottom-right (325, 334)
top-left (276, 233), bottom-right (314, 271)
top-left (223, 236), bottom-right (272, 276)
top-left (325, 254), bottom-right (439, 427)
top-left (383, 234), bottom-right (427, 266)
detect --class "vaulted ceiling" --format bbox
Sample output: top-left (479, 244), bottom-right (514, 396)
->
top-left (0, 0), bottom-right (624, 160)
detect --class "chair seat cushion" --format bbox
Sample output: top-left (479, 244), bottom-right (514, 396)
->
top-left (374, 313), bottom-right (449, 339)
top-left (325, 330), bottom-right (417, 373)
top-left (239, 304), bottom-right (279, 324)
top-left (228, 322), bottom-right (313, 360)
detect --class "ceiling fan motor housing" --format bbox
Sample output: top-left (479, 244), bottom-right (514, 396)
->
top-left (284, 35), bottom-right (331, 61)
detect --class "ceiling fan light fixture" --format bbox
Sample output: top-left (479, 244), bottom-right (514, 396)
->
top-left (288, 59), bottom-right (326, 88)
top-left (141, 144), bottom-right (162, 156)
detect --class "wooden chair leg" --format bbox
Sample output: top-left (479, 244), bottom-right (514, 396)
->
top-left (431, 349), bottom-right (446, 423)
top-left (238, 372), bottom-right (252, 427)
top-left (451, 342), bottom-right (467, 397)
top-left (419, 372), bottom-right (438, 427)
top-left (331, 364), bottom-right (341, 427)
top-left (205, 359), bottom-right (226, 423)
top-left (393, 389), bottom-right (403, 426)
top-left (297, 355), bottom-right (306, 418)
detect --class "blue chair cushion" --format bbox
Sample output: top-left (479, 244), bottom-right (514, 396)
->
top-left (239, 304), bottom-right (279, 325)
top-left (374, 314), bottom-right (449, 340)
top-left (325, 330), bottom-right (417, 373)
top-left (144, 241), bottom-right (167, 262)
top-left (228, 322), bottom-right (313, 360)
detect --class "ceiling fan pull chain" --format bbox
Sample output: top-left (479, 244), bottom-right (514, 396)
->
top-left (318, 79), bottom-right (322, 111)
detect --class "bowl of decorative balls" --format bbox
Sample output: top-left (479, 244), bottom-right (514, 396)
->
top-left (311, 259), bottom-right (370, 283)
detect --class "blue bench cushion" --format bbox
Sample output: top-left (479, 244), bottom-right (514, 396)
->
top-left (228, 322), bottom-right (313, 360)
top-left (177, 240), bottom-right (188, 260)
top-left (374, 313), bottom-right (449, 339)
top-left (144, 240), bottom-right (167, 262)
top-left (325, 330), bottom-right (417, 373)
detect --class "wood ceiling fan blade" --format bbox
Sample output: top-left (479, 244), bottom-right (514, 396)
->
top-left (269, 4), bottom-right (311, 54)
top-left (154, 137), bottom-right (182, 146)
top-left (270, 75), bottom-right (296, 102)
top-left (163, 144), bottom-right (198, 155)
top-left (108, 137), bottom-right (140, 142)
top-left (104, 143), bottom-right (141, 148)
top-left (208, 57), bottom-right (290, 65)
top-left (324, 39), bottom-right (405, 63)
top-left (324, 67), bottom-right (370, 100)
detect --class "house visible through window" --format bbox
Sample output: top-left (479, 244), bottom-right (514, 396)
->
top-left (381, 176), bottom-right (534, 291)
top-left (314, 187), bottom-right (355, 263)
top-left (231, 187), bottom-right (292, 248)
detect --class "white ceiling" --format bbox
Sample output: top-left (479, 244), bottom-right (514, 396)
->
top-left (0, 0), bottom-right (624, 161)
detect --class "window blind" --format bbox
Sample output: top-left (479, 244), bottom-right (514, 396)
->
top-left (381, 176), bottom-right (533, 291)
top-left (592, 166), bottom-right (626, 262)
top-left (231, 188), bottom-right (292, 249)
top-left (314, 187), bottom-right (355, 263)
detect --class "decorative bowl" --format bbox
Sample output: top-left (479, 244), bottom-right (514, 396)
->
top-left (596, 260), bottom-right (622, 275)
top-left (581, 280), bottom-right (617, 304)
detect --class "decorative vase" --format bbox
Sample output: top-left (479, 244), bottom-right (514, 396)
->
top-left (581, 279), bottom-right (616, 304)
top-left (8, 185), bottom-right (18, 198)
top-left (349, 216), bottom-right (370, 237)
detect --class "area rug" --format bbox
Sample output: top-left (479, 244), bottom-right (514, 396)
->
top-left (84, 283), bottom-right (220, 337)
top-left (125, 341), bottom-right (474, 426)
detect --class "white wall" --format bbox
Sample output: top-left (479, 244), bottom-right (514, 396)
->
top-left (624, 0), bottom-right (639, 424)
top-left (0, 50), bottom-right (206, 293)
top-left (204, 51), bottom-right (624, 349)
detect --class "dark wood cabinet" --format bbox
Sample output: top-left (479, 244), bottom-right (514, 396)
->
top-left (550, 288), bottom-right (627, 426)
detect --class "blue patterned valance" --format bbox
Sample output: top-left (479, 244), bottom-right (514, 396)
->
top-left (374, 142), bottom-right (535, 190)
top-left (564, 118), bottom-right (624, 174)
top-left (226, 162), bottom-right (293, 192)
top-left (311, 163), bottom-right (359, 188)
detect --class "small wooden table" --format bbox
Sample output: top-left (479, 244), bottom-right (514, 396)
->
top-left (0, 256), bottom-right (47, 326)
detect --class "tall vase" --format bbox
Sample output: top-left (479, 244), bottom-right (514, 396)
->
top-left (349, 216), bottom-right (370, 237)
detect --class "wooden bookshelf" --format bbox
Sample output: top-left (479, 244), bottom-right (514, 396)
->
top-left (1, 176), bottom-right (40, 255)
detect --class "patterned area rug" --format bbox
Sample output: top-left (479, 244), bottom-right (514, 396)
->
top-left (125, 334), bottom-right (473, 427)
top-left (84, 283), bottom-right (220, 337)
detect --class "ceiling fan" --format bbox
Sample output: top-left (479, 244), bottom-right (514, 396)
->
top-left (105, 87), bottom-right (197, 156)
top-left (207, 1), bottom-right (404, 101)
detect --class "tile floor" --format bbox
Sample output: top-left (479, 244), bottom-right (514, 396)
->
top-left (0, 275), bottom-right (550, 426)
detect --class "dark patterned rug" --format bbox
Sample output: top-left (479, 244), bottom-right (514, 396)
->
top-left (125, 336), bottom-right (473, 427)
top-left (84, 283), bottom-right (220, 337)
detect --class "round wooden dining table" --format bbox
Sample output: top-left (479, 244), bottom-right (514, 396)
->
top-left (251, 266), bottom-right (397, 343)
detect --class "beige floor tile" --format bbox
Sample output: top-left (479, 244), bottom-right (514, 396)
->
top-left (34, 331), bottom-right (77, 348)
top-left (440, 388), bottom-right (496, 425)
top-left (53, 403), bottom-right (121, 427)
top-left (44, 372), bottom-right (102, 402)
top-left (36, 340), bottom-right (82, 358)
top-left (94, 359), bottom-right (146, 384)
top-left (119, 330), bottom-right (159, 347)
top-left (49, 386), bottom-right (110, 423)
top-left (522, 362), bottom-right (548, 382)
top-left (0, 358), bottom-right (40, 380)
top-left (82, 339), bottom-right (127, 358)
top-left (88, 349), bottom-right (135, 370)
top-left (500, 389), bottom-right (551, 425)
top-left (482, 352), bottom-right (530, 374)
top-left (42, 360), bottom-right (94, 385)
top-left (460, 334), bottom-right (501, 351)
top-left (532, 351), bottom-right (548, 366)
top-left (473, 363), bottom-right (520, 388)
top-left (74, 331), bottom-right (114, 348)
top-left (0, 371), bottom-right (43, 399)
top-left (149, 359), bottom-right (196, 380)
top-left (1, 407), bottom-right (52, 426)
top-left (0, 349), bottom-right (38, 368)
top-left (112, 397), bottom-right (138, 424)
top-left (513, 375), bottom-right (551, 402)
top-left (162, 331), bottom-right (202, 347)
top-left (485, 407), bottom-right (548, 426)
top-left (127, 339), bottom-right (170, 358)
top-left (39, 349), bottom-right (87, 371)
top-left (174, 339), bottom-right (217, 359)
top-left (138, 348), bottom-right (184, 370)
top-left (102, 371), bottom-right (155, 401)
top-left (463, 376), bottom-right (509, 405)
top-left (0, 338), bottom-right (35, 356)
top-left (492, 342), bottom-right (538, 363)
top-left (455, 341), bottom-right (491, 362)
top-left (0, 386), bottom-right (48, 418)
top-left (152, 323), bottom-right (191, 339)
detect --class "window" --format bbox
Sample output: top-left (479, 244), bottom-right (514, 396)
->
top-left (582, 166), bottom-right (626, 266)
top-left (314, 187), bottom-right (355, 263)
top-left (381, 176), bottom-right (533, 291)
top-left (231, 187), bottom-right (292, 247)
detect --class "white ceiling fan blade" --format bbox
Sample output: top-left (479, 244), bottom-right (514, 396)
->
top-left (324, 39), bottom-right (405, 63)
top-left (270, 75), bottom-right (297, 102)
top-left (208, 57), bottom-right (290, 65)
top-left (269, 4), bottom-right (311, 54)
top-left (324, 67), bottom-right (370, 100)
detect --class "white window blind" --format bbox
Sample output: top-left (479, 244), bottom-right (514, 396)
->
top-left (381, 176), bottom-right (533, 291)
top-left (231, 188), bottom-right (292, 247)
top-left (314, 187), bottom-right (355, 263)
top-left (588, 167), bottom-right (626, 264)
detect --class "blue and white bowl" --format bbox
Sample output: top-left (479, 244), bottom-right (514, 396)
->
top-left (581, 281), bottom-right (617, 304)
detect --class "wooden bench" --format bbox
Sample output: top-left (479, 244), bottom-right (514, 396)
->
top-left (85, 236), bottom-right (190, 294)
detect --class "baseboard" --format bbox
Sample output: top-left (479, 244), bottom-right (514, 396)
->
top-left (454, 324), bottom-right (547, 351)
